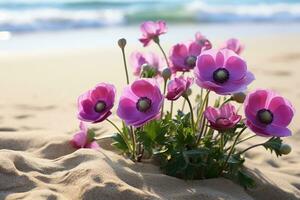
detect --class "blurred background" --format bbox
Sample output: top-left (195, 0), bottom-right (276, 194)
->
top-left (0, 0), bottom-right (300, 51)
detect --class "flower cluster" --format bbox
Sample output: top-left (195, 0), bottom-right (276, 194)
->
top-left (71, 20), bottom-right (295, 188)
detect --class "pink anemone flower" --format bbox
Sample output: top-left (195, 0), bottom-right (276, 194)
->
top-left (166, 76), bottom-right (193, 101)
top-left (195, 32), bottom-right (212, 50)
top-left (139, 20), bottom-right (167, 47)
top-left (169, 41), bottom-right (205, 73)
top-left (204, 103), bottom-right (241, 131)
top-left (117, 79), bottom-right (163, 127)
top-left (70, 122), bottom-right (100, 150)
top-left (194, 49), bottom-right (254, 95)
top-left (221, 38), bottom-right (244, 55)
top-left (130, 51), bottom-right (165, 77)
top-left (244, 89), bottom-right (295, 137)
top-left (78, 83), bottom-right (116, 123)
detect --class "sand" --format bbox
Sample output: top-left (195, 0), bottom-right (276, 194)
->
top-left (0, 32), bottom-right (299, 199)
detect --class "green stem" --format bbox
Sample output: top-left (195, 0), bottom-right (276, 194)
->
top-left (161, 79), bottom-right (167, 119)
top-left (203, 120), bottom-right (209, 137)
top-left (220, 133), bottom-right (224, 151)
top-left (119, 45), bottom-right (135, 160)
top-left (196, 90), bottom-right (210, 127)
top-left (237, 135), bottom-right (256, 145)
top-left (239, 143), bottom-right (264, 155)
top-left (214, 132), bottom-right (221, 141)
top-left (185, 96), bottom-right (195, 135)
top-left (106, 119), bottom-right (132, 153)
top-left (196, 90), bottom-right (210, 144)
top-left (129, 126), bottom-right (137, 161)
top-left (155, 40), bottom-right (170, 119)
top-left (170, 101), bottom-right (174, 117)
top-left (156, 42), bottom-right (170, 67)
top-left (224, 134), bottom-right (257, 152)
top-left (120, 46), bottom-right (130, 85)
top-left (220, 127), bottom-right (247, 175)
top-left (181, 99), bottom-right (186, 111)
top-left (106, 119), bottom-right (122, 134)
top-left (220, 97), bottom-right (232, 107)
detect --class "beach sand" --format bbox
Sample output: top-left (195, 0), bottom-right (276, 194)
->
top-left (0, 31), bottom-right (299, 199)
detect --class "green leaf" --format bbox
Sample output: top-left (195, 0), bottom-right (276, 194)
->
top-left (214, 97), bottom-right (221, 108)
top-left (183, 148), bottom-right (209, 158)
top-left (141, 67), bottom-right (158, 78)
top-left (263, 137), bottom-right (283, 157)
top-left (111, 133), bottom-right (129, 153)
top-left (153, 147), bottom-right (168, 155)
top-left (227, 156), bottom-right (240, 164)
top-left (87, 129), bottom-right (96, 143)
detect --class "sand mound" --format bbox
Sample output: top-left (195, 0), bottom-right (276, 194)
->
top-left (0, 131), bottom-right (299, 200)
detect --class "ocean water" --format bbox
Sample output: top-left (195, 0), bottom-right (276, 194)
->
top-left (0, 0), bottom-right (300, 33)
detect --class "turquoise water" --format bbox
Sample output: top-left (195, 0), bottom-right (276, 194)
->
top-left (0, 0), bottom-right (300, 33)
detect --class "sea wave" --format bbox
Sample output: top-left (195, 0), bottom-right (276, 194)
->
top-left (0, 1), bottom-right (299, 33)
top-left (0, 9), bottom-right (124, 32)
top-left (186, 2), bottom-right (300, 22)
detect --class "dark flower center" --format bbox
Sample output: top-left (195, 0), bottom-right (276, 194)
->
top-left (185, 56), bottom-right (197, 68)
top-left (213, 68), bottom-right (230, 84)
top-left (136, 97), bottom-right (152, 112)
top-left (257, 109), bottom-right (273, 125)
top-left (94, 101), bottom-right (106, 113)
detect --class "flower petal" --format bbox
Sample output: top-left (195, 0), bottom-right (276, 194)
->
top-left (71, 131), bottom-right (87, 148)
top-left (204, 107), bottom-right (219, 122)
top-left (195, 52), bottom-right (217, 80)
top-left (268, 96), bottom-right (294, 127)
top-left (225, 56), bottom-right (247, 81)
top-left (86, 141), bottom-right (100, 150)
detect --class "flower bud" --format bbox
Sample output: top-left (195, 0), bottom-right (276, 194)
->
top-left (279, 144), bottom-right (292, 155)
top-left (153, 36), bottom-right (160, 44)
top-left (232, 92), bottom-right (247, 103)
top-left (142, 63), bottom-right (152, 72)
top-left (118, 38), bottom-right (127, 48)
top-left (184, 88), bottom-right (192, 96)
top-left (162, 68), bottom-right (172, 81)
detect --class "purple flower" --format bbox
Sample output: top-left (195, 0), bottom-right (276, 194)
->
top-left (169, 41), bottom-right (204, 73)
top-left (78, 83), bottom-right (116, 123)
top-left (244, 89), bottom-right (295, 137)
top-left (221, 38), bottom-right (244, 55)
top-left (166, 76), bottom-right (193, 101)
top-left (194, 49), bottom-right (254, 95)
top-left (130, 51), bottom-right (165, 77)
top-left (117, 79), bottom-right (163, 127)
top-left (204, 103), bottom-right (241, 131)
top-left (70, 122), bottom-right (100, 150)
top-left (139, 20), bottom-right (167, 47)
top-left (195, 32), bottom-right (212, 50)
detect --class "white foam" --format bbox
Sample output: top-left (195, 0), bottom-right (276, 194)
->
top-left (0, 8), bottom-right (125, 32)
top-left (186, 2), bottom-right (300, 21)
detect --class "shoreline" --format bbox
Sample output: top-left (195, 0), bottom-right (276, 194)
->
top-left (1, 22), bottom-right (300, 53)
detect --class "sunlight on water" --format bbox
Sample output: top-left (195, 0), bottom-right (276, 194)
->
top-left (0, 0), bottom-right (299, 33)
top-left (0, 31), bottom-right (11, 41)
